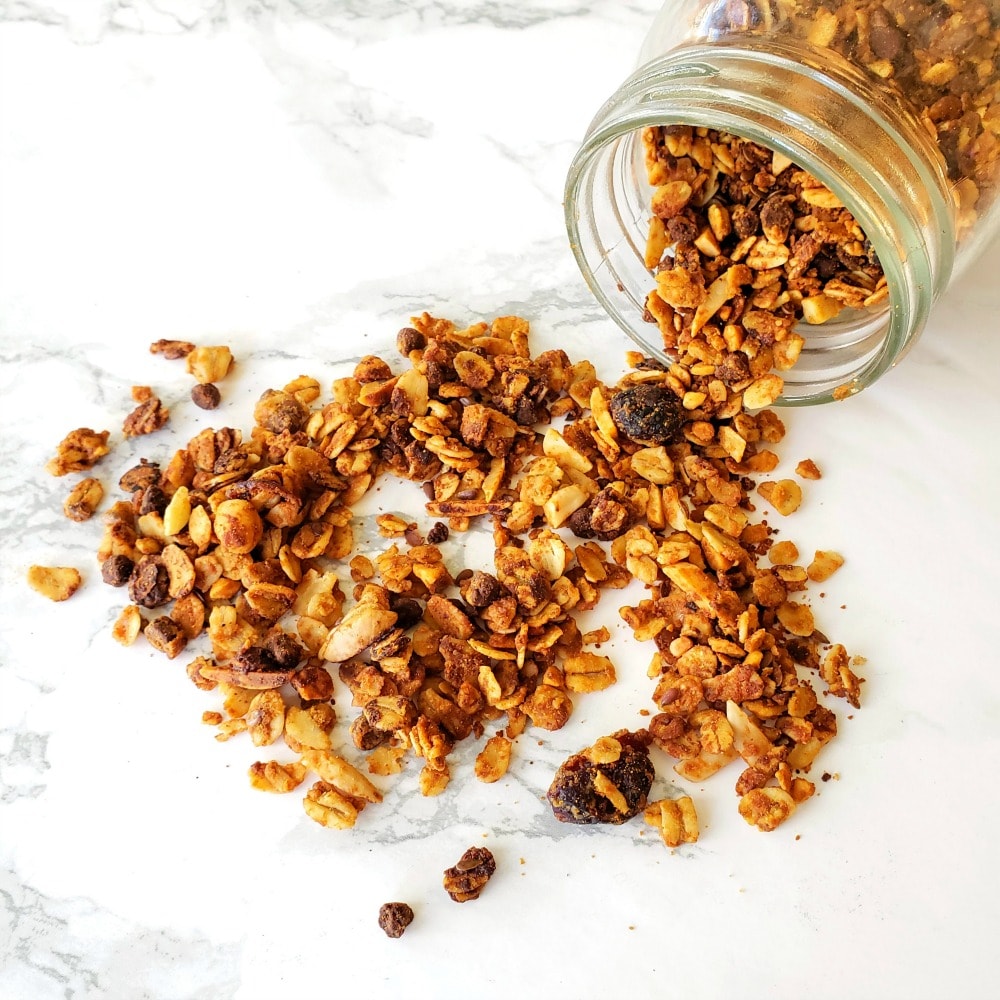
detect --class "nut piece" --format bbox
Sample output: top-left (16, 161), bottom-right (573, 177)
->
top-left (63, 477), bottom-right (104, 522)
top-left (26, 565), bottom-right (82, 602)
top-left (547, 730), bottom-right (654, 825)
top-left (757, 479), bottom-right (803, 516)
top-left (738, 786), bottom-right (797, 832)
top-left (442, 846), bottom-right (496, 903)
top-left (378, 902), bottom-right (415, 939)
top-left (186, 345), bottom-right (234, 383)
top-left (474, 734), bottom-right (512, 783)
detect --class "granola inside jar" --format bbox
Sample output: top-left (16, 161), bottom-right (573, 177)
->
top-left (565, 0), bottom-right (1000, 403)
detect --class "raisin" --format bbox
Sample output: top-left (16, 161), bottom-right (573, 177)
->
top-left (396, 327), bottom-right (426, 356)
top-left (426, 521), bottom-right (449, 544)
top-left (127, 555), bottom-right (171, 608)
top-left (261, 630), bottom-right (304, 671)
top-left (546, 730), bottom-right (655, 825)
top-left (378, 902), bottom-right (415, 938)
top-left (609, 384), bottom-right (684, 445)
top-left (101, 554), bottom-right (134, 587)
top-left (191, 383), bottom-right (221, 409)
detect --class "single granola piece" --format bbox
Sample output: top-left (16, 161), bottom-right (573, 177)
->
top-left (378, 902), bottom-right (415, 938)
top-left (643, 796), bottom-right (699, 848)
top-left (547, 730), bottom-right (654, 825)
top-left (795, 459), bottom-right (822, 480)
top-left (26, 565), bottom-right (82, 602)
top-left (442, 846), bottom-right (496, 902)
top-left (609, 384), bottom-right (684, 445)
top-left (757, 479), bottom-right (803, 516)
top-left (149, 338), bottom-right (195, 359)
top-left (807, 549), bottom-right (844, 582)
top-left (474, 734), bottom-right (512, 783)
top-left (248, 760), bottom-right (307, 793)
top-left (46, 428), bottom-right (111, 476)
top-left (60, 479), bottom-right (105, 525)
top-left (186, 345), bottom-right (234, 383)
top-left (738, 786), bottom-right (798, 832)
top-left (111, 604), bottom-right (143, 645)
top-left (123, 389), bottom-right (169, 437)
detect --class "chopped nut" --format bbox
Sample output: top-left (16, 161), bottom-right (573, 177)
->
top-left (26, 565), bottom-right (82, 602)
top-left (149, 339), bottom-right (195, 359)
top-left (63, 477), bottom-right (104, 522)
top-left (807, 550), bottom-right (845, 582)
top-left (757, 479), bottom-right (803, 516)
top-left (474, 734), bottom-right (512, 783)
top-left (186, 345), bottom-right (234, 383)
top-left (111, 604), bottom-right (143, 645)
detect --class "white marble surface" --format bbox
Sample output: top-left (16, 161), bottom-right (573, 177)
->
top-left (2, 1), bottom-right (1000, 997)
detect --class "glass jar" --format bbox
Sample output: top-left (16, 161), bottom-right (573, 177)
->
top-left (565, 0), bottom-right (1000, 403)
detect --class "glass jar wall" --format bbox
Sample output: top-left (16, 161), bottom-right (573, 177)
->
top-left (565, 0), bottom-right (1000, 403)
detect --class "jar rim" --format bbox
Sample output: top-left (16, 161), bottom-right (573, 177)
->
top-left (565, 42), bottom-right (956, 404)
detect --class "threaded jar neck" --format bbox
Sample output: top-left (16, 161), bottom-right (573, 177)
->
top-left (565, 41), bottom-right (956, 404)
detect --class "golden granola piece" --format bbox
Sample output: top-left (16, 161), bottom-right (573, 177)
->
top-left (112, 604), bottom-right (143, 645)
top-left (63, 477), bottom-right (104, 522)
top-left (474, 734), bottom-right (512, 784)
top-left (738, 786), bottom-right (798, 832)
top-left (757, 478), bottom-right (803, 516)
top-left (249, 760), bottom-right (307, 793)
top-left (807, 549), bottom-right (845, 582)
top-left (26, 565), bottom-right (82, 602)
top-left (643, 797), bottom-right (699, 848)
top-left (46, 428), bottom-right (110, 476)
top-left (185, 345), bottom-right (234, 383)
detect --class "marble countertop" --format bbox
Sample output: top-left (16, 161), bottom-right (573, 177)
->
top-left (2, 2), bottom-right (999, 997)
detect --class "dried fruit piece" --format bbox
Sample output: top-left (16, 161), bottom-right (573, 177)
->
top-left (609, 384), bottom-right (683, 445)
top-left (378, 902), bottom-right (415, 938)
top-left (547, 730), bottom-right (654, 825)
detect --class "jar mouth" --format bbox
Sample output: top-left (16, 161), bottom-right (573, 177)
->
top-left (565, 42), bottom-right (956, 405)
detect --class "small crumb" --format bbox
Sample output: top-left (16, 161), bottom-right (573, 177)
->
top-left (795, 458), bottom-right (822, 479)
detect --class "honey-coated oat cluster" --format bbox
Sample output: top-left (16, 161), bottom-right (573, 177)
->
top-left (37, 302), bottom-right (864, 843)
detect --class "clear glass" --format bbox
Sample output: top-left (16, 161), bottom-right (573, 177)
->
top-left (565, 0), bottom-right (1000, 403)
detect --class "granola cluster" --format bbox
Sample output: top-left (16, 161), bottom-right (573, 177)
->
top-left (698, 0), bottom-right (1000, 240)
top-left (641, 126), bottom-right (886, 404)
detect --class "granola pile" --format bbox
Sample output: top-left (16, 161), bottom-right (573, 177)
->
top-left (35, 301), bottom-right (864, 843)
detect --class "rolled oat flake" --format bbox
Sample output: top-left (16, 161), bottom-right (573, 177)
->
top-left (566, 0), bottom-right (1000, 403)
